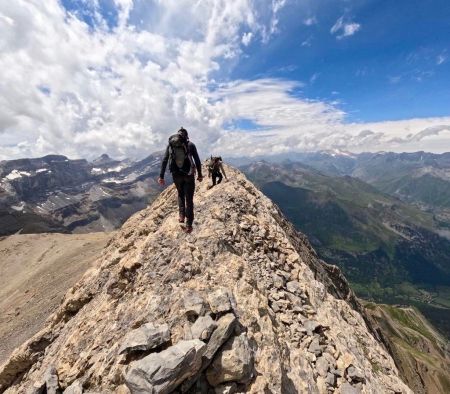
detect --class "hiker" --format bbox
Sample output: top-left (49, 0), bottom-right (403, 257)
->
top-left (208, 156), bottom-right (227, 187)
top-left (158, 127), bottom-right (203, 233)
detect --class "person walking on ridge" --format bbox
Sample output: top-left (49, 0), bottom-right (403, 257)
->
top-left (158, 127), bottom-right (203, 233)
top-left (208, 156), bottom-right (227, 187)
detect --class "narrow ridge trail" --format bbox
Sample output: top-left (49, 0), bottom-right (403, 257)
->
top-left (0, 166), bottom-right (412, 393)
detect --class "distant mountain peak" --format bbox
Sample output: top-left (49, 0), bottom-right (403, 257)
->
top-left (92, 153), bottom-right (115, 164)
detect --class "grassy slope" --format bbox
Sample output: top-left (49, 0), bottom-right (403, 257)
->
top-left (365, 303), bottom-right (450, 394)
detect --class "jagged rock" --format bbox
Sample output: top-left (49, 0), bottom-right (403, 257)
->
top-left (206, 334), bottom-right (253, 386)
top-left (346, 365), bottom-right (365, 383)
top-left (208, 289), bottom-right (232, 314)
top-left (45, 366), bottom-right (60, 394)
top-left (191, 315), bottom-right (217, 341)
top-left (271, 274), bottom-right (284, 289)
top-left (316, 356), bottom-right (329, 377)
top-left (304, 320), bottom-right (320, 336)
top-left (286, 280), bottom-right (302, 295)
top-left (203, 314), bottom-right (237, 362)
top-left (63, 380), bottom-right (83, 394)
top-left (183, 291), bottom-right (206, 317)
top-left (308, 337), bottom-right (323, 356)
top-left (325, 372), bottom-right (336, 387)
top-left (118, 322), bottom-right (170, 355)
top-left (124, 339), bottom-right (205, 394)
top-left (214, 382), bottom-right (238, 394)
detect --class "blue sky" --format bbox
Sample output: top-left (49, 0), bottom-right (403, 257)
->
top-left (0, 0), bottom-right (449, 159)
top-left (231, 0), bottom-right (450, 123)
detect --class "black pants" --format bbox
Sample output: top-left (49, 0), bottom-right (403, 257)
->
top-left (173, 173), bottom-right (195, 226)
top-left (212, 171), bottom-right (223, 186)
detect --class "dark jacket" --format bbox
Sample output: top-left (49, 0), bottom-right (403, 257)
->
top-left (159, 140), bottom-right (202, 179)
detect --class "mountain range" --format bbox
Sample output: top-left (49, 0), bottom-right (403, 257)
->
top-left (0, 153), bottom-right (165, 235)
top-left (2, 150), bottom-right (450, 337)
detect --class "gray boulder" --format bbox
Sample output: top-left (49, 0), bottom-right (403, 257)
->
top-left (191, 315), bottom-right (217, 341)
top-left (181, 313), bottom-right (237, 392)
top-left (208, 289), bottom-right (232, 314)
top-left (206, 334), bottom-right (254, 386)
top-left (124, 339), bottom-right (206, 394)
top-left (203, 314), bottom-right (237, 361)
top-left (119, 322), bottom-right (170, 355)
top-left (346, 365), bottom-right (365, 383)
top-left (183, 290), bottom-right (206, 317)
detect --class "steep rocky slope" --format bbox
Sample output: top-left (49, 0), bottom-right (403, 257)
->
top-left (0, 233), bottom-right (111, 364)
top-left (365, 304), bottom-right (450, 394)
top-left (0, 166), bottom-right (412, 393)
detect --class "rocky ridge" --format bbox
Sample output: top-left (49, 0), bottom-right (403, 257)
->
top-left (0, 166), bottom-right (412, 393)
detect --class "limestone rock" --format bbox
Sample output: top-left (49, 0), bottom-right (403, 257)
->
top-left (183, 290), bottom-right (206, 317)
top-left (124, 339), bottom-right (205, 394)
top-left (118, 322), bottom-right (170, 355)
top-left (190, 315), bottom-right (217, 341)
top-left (316, 356), bottom-right (329, 377)
top-left (203, 313), bottom-right (237, 362)
top-left (63, 380), bottom-right (83, 394)
top-left (346, 365), bottom-right (365, 383)
top-left (208, 289), bottom-right (232, 314)
top-left (206, 334), bottom-right (253, 386)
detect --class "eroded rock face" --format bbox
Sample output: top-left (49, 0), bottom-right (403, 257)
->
top-left (0, 166), bottom-right (412, 393)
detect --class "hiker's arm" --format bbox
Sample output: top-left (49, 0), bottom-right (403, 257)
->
top-left (159, 145), bottom-right (170, 179)
top-left (220, 163), bottom-right (227, 178)
top-left (191, 144), bottom-right (203, 178)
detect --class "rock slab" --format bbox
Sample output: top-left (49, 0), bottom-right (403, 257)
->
top-left (125, 339), bottom-right (206, 394)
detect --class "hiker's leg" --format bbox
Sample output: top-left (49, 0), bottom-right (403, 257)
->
top-left (212, 172), bottom-right (217, 186)
top-left (184, 175), bottom-right (195, 226)
top-left (173, 174), bottom-right (186, 217)
top-left (217, 172), bottom-right (223, 184)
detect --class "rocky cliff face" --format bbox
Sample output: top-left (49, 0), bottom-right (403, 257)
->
top-left (0, 166), bottom-right (412, 394)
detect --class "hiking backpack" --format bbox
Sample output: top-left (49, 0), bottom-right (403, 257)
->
top-left (168, 134), bottom-right (194, 175)
top-left (208, 156), bottom-right (222, 173)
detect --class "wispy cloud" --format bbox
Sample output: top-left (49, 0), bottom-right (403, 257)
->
top-left (310, 73), bottom-right (320, 84)
top-left (301, 35), bottom-right (313, 47)
top-left (303, 16), bottom-right (317, 26)
top-left (330, 16), bottom-right (361, 39)
top-left (437, 52), bottom-right (447, 65)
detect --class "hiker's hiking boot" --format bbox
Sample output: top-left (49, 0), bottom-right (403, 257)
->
top-left (179, 215), bottom-right (185, 223)
top-left (183, 225), bottom-right (193, 234)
